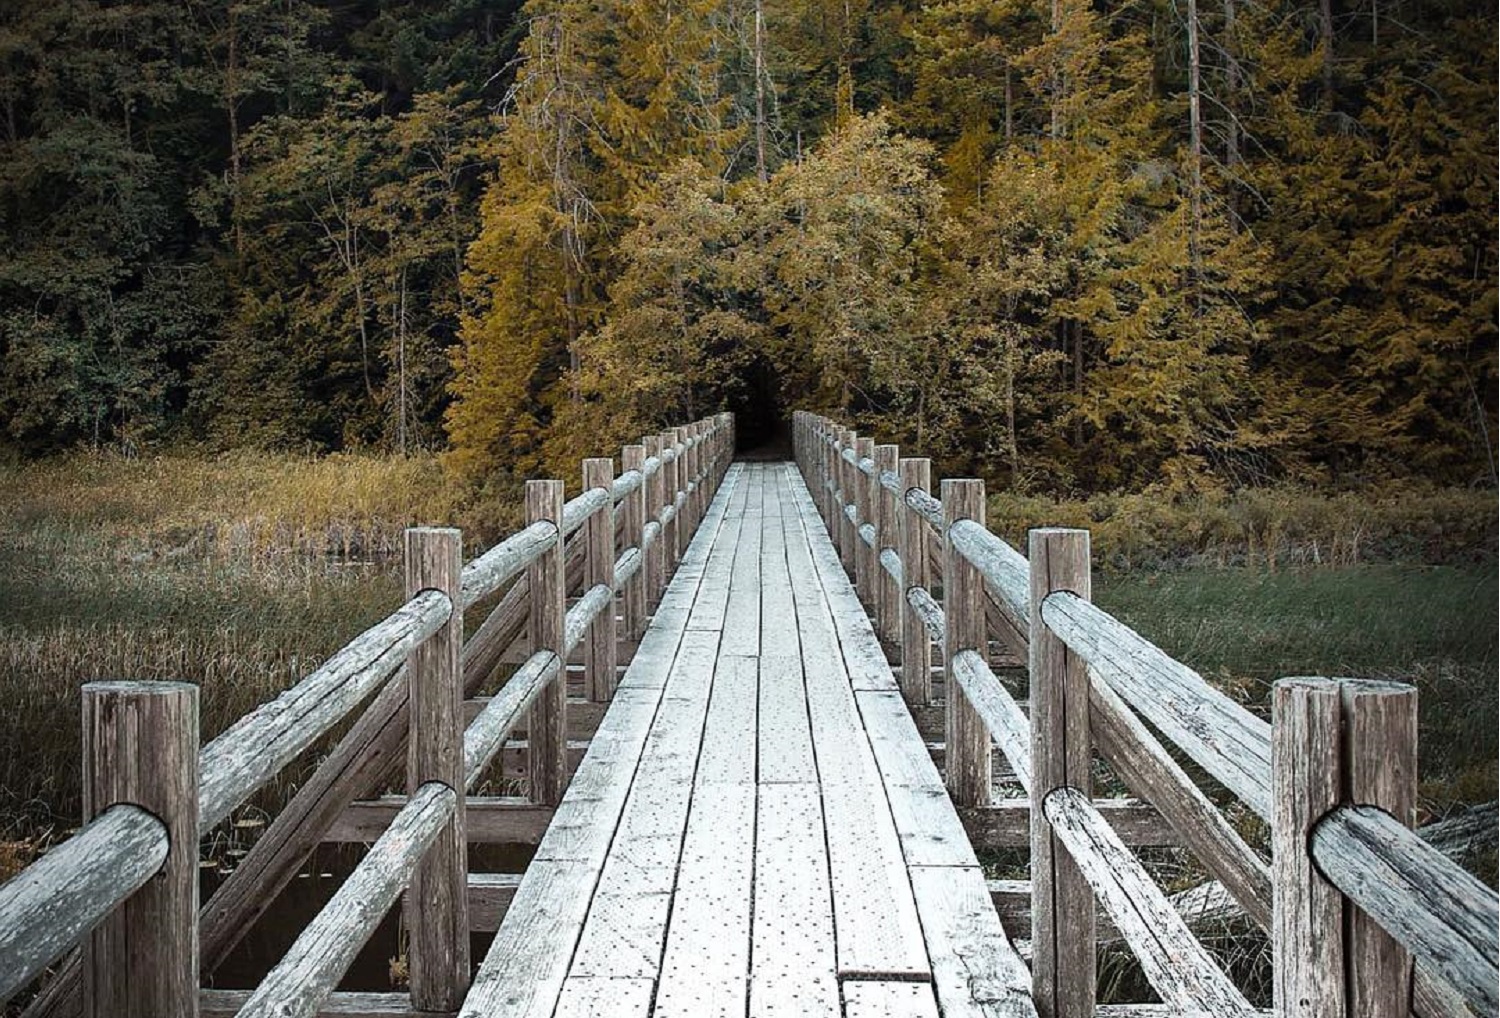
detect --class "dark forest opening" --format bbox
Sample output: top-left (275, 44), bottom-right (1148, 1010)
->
top-left (728, 356), bottom-right (789, 458)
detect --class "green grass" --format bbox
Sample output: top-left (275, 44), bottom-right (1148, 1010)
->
top-left (1096, 564), bottom-right (1499, 815)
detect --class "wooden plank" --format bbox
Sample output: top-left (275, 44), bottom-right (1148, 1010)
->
top-left (466, 872), bottom-right (521, 932)
top-left (758, 652), bottom-right (815, 784)
top-left (554, 978), bottom-right (653, 1018)
top-left (655, 783), bottom-right (756, 1018)
top-left (695, 654), bottom-right (758, 784)
top-left (909, 865), bottom-right (1037, 1018)
top-left (780, 472), bottom-right (929, 981)
top-left (843, 981), bottom-right (942, 1018)
top-left (855, 689), bottom-right (977, 869)
top-left (326, 796), bottom-right (551, 844)
top-left (959, 797), bottom-right (1176, 849)
top-left (459, 469), bottom-right (743, 1018)
top-left (201, 990), bottom-right (447, 1018)
top-left (719, 462), bottom-right (763, 657)
top-left (751, 783), bottom-right (840, 1018)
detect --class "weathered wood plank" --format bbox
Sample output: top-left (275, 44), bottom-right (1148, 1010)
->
top-left (751, 783), bottom-right (840, 1018)
top-left (909, 865), bottom-right (1036, 1018)
top-left (201, 990), bottom-right (447, 1018)
top-left (327, 795), bottom-right (551, 844)
top-left (554, 977), bottom-right (654, 1018)
top-left (655, 783), bottom-right (756, 1018)
top-left (0, 805), bottom-right (167, 1003)
top-left (843, 980), bottom-right (943, 1018)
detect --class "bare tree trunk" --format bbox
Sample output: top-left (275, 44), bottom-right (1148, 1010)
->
top-left (1224, 0), bottom-right (1240, 168)
top-left (1187, 0), bottom-right (1204, 293)
top-left (397, 268), bottom-right (408, 456)
top-left (1072, 321), bottom-right (1083, 449)
top-left (1050, 0), bottom-right (1063, 139)
top-left (754, 0), bottom-right (767, 184)
top-left (1004, 63), bottom-right (1014, 143)
top-left (1320, 0), bottom-right (1336, 103)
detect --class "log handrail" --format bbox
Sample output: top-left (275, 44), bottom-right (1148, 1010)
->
top-left (792, 409), bottom-right (1498, 1018)
top-left (0, 411), bottom-right (733, 1016)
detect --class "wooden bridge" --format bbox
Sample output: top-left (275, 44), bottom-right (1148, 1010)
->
top-left (1, 411), bottom-right (1495, 1018)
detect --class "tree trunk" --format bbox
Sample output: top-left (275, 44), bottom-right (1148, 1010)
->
top-left (1187, 0), bottom-right (1203, 295)
top-left (754, 0), bottom-right (767, 184)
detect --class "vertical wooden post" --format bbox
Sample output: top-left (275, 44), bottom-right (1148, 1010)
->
top-left (1342, 680), bottom-right (1417, 1018)
top-left (404, 527), bottom-right (469, 1008)
top-left (581, 459), bottom-right (616, 701)
top-left (898, 458), bottom-right (932, 704)
top-left (942, 479), bottom-right (991, 807)
top-left (873, 444), bottom-right (899, 644)
top-left (526, 480), bottom-right (568, 806)
top-left (838, 429), bottom-right (858, 576)
top-left (81, 680), bottom-right (199, 1018)
top-left (1028, 527), bottom-right (1094, 1018)
top-left (672, 426), bottom-right (689, 563)
top-left (663, 429), bottom-right (681, 573)
top-left (622, 444), bottom-right (648, 639)
top-left (1272, 677), bottom-right (1346, 1018)
top-left (645, 435), bottom-right (667, 606)
top-left (854, 436), bottom-right (875, 607)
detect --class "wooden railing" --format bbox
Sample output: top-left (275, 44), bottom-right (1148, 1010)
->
top-left (792, 410), bottom-right (1499, 1018)
top-left (0, 412), bottom-right (734, 1018)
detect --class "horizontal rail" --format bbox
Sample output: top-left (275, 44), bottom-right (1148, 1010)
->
top-left (1312, 805), bottom-right (1500, 1015)
top-left (1040, 590), bottom-right (1273, 821)
top-left (460, 519), bottom-right (557, 609)
top-left (198, 588), bottom-right (451, 831)
top-left (907, 586), bottom-right (945, 642)
top-left (560, 486), bottom-right (609, 537)
top-left (949, 650), bottom-right (1032, 793)
top-left (462, 649), bottom-right (562, 786)
top-left (948, 518), bottom-right (1030, 622)
top-left (235, 781), bottom-right (455, 1018)
top-left (0, 804), bottom-right (168, 1001)
top-left (1043, 786), bottom-right (1253, 1014)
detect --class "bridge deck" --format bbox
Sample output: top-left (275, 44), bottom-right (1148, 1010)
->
top-left (460, 462), bottom-right (1034, 1018)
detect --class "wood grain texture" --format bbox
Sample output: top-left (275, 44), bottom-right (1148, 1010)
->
top-left (1272, 677), bottom-right (1346, 1018)
top-left (78, 681), bottom-right (198, 1018)
top-left (1340, 680), bottom-right (1419, 1018)
top-left (621, 444), bottom-right (648, 639)
top-left (526, 479), bottom-right (568, 806)
top-left (1089, 665), bottom-right (1271, 929)
top-left (1042, 591), bottom-right (1272, 821)
top-left (581, 458), bottom-right (617, 703)
top-left (873, 443), bottom-right (900, 642)
top-left (1313, 806), bottom-right (1497, 1017)
top-left (898, 458), bottom-right (933, 704)
top-left (942, 479), bottom-right (991, 808)
top-left (1042, 786), bottom-right (1251, 1014)
top-left (201, 990), bottom-right (446, 1017)
top-left (1028, 527), bottom-right (1094, 1018)
top-left (404, 527), bottom-right (469, 1009)
top-left (909, 865), bottom-right (1037, 1018)
top-left (0, 805), bottom-right (167, 1003)
top-left (854, 436), bottom-right (876, 607)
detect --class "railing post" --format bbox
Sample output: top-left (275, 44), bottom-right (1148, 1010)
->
top-left (622, 444), bottom-right (648, 640)
top-left (873, 443), bottom-right (899, 644)
top-left (1272, 677), bottom-right (1416, 1018)
top-left (581, 458), bottom-right (617, 702)
top-left (672, 426), bottom-right (689, 563)
top-left (526, 480), bottom-right (568, 806)
top-left (81, 680), bottom-right (199, 1018)
top-left (403, 527), bottom-right (469, 1008)
top-left (1342, 680), bottom-right (1417, 1018)
top-left (1272, 677), bottom-right (1346, 1018)
top-left (1028, 527), bottom-right (1094, 1018)
top-left (644, 434), bottom-right (667, 607)
top-left (942, 479), bottom-right (991, 807)
top-left (898, 458), bottom-right (932, 704)
top-left (839, 429), bottom-right (858, 576)
top-left (854, 436), bottom-right (875, 607)
top-left (662, 429), bottom-right (680, 574)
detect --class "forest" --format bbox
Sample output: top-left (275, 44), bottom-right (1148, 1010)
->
top-left (0, 0), bottom-right (1494, 496)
